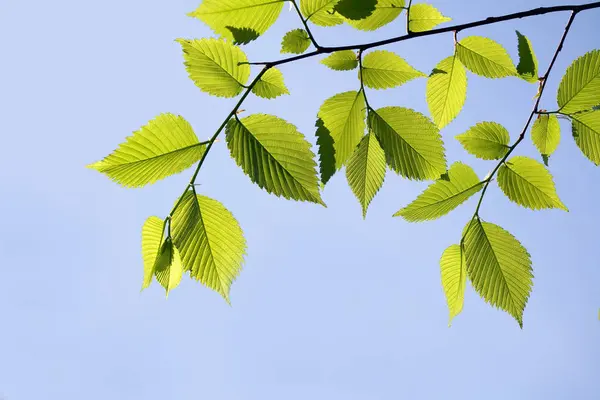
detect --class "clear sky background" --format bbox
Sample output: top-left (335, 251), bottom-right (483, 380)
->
top-left (0, 0), bottom-right (599, 399)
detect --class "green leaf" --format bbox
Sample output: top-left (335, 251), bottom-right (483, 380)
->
top-left (281, 29), bottom-right (311, 54)
top-left (172, 192), bottom-right (246, 301)
top-left (346, 0), bottom-right (405, 31)
top-left (321, 51), bottom-right (358, 71)
top-left (300, 0), bottom-right (343, 27)
top-left (252, 68), bottom-right (290, 99)
top-left (369, 107), bottom-right (447, 180)
top-left (361, 50), bottom-right (426, 90)
top-left (497, 156), bottom-right (567, 211)
top-left (317, 90), bottom-right (367, 168)
top-left (463, 219), bottom-right (533, 327)
top-left (315, 118), bottom-right (337, 185)
top-left (531, 114), bottom-right (560, 157)
top-left (571, 110), bottom-right (600, 165)
top-left (516, 31), bottom-right (538, 83)
top-left (456, 122), bottom-right (510, 160)
top-left (188, 0), bottom-right (284, 43)
top-left (346, 133), bottom-right (386, 217)
top-left (224, 27), bottom-right (261, 45)
top-left (395, 162), bottom-right (483, 222)
top-left (334, 0), bottom-right (376, 20)
top-left (426, 55), bottom-right (467, 129)
top-left (456, 36), bottom-right (517, 78)
top-left (88, 113), bottom-right (206, 188)
top-left (440, 244), bottom-right (466, 326)
top-left (408, 3), bottom-right (451, 32)
top-left (141, 216), bottom-right (165, 290)
top-left (557, 50), bottom-right (600, 115)
top-left (226, 114), bottom-right (325, 205)
top-left (177, 38), bottom-right (251, 98)
top-left (153, 237), bottom-right (184, 296)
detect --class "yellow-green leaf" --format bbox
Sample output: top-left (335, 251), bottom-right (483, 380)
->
top-left (497, 156), bottom-right (567, 211)
top-left (571, 110), bottom-right (600, 165)
top-left (172, 192), bottom-right (246, 301)
top-left (516, 31), bottom-right (538, 83)
top-left (226, 114), bottom-right (324, 205)
top-left (557, 50), bottom-right (600, 114)
top-left (427, 55), bottom-right (467, 129)
top-left (361, 50), bottom-right (426, 89)
top-left (141, 216), bottom-right (165, 290)
top-left (321, 51), bottom-right (358, 71)
top-left (395, 162), bottom-right (483, 221)
top-left (346, 132), bottom-right (386, 218)
top-left (188, 0), bottom-right (284, 43)
top-left (408, 3), bottom-right (451, 32)
top-left (456, 122), bottom-right (510, 160)
top-left (369, 107), bottom-right (447, 180)
top-left (463, 219), bottom-right (533, 327)
top-left (531, 114), bottom-right (560, 157)
top-left (347, 0), bottom-right (405, 31)
top-left (153, 237), bottom-right (184, 296)
top-left (440, 244), bottom-right (466, 326)
top-left (177, 38), bottom-right (251, 98)
top-left (88, 113), bottom-right (206, 188)
top-left (252, 68), bottom-right (290, 99)
top-left (300, 0), bottom-right (343, 27)
top-left (317, 90), bottom-right (367, 168)
top-left (281, 29), bottom-right (311, 54)
top-left (456, 36), bottom-right (517, 78)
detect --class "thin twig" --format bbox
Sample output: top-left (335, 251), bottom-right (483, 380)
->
top-left (406, 0), bottom-right (413, 34)
top-left (290, 0), bottom-right (322, 50)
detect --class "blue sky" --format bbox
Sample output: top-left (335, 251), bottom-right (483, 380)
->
top-left (0, 0), bottom-right (599, 399)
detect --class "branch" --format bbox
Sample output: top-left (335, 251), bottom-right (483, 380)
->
top-left (289, 0), bottom-right (322, 50)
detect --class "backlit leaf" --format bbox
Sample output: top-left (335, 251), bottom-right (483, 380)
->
top-left (361, 50), bottom-right (426, 89)
top-left (456, 122), bottom-right (510, 160)
top-left (427, 55), bottom-right (467, 128)
top-left (172, 192), bottom-right (246, 301)
top-left (153, 237), bottom-right (184, 296)
top-left (557, 50), bottom-right (600, 114)
top-left (88, 113), bottom-right (206, 188)
top-left (315, 118), bottom-right (337, 185)
top-left (456, 36), bottom-right (517, 78)
top-left (516, 31), bottom-right (538, 83)
top-left (571, 110), bottom-right (600, 165)
top-left (281, 29), bottom-right (311, 54)
top-left (347, 0), bottom-right (405, 31)
top-left (334, 0), bottom-right (376, 20)
top-left (141, 216), bottom-right (165, 290)
top-left (408, 3), bottom-right (451, 32)
top-left (440, 244), bottom-right (466, 326)
top-left (463, 219), bottom-right (533, 327)
top-left (252, 68), bottom-right (290, 99)
top-left (226, 114), bottom-right (324, 205)
top-left (395, 162), bottom-right (483, 222)
top-left (497, 156), bottom-right (567, 211)
top-left (369, 107), bottom-right (447, 180)
top-left (321, 51), bottom-right (359, 71)
top-left (188, 0), bottom-right (284, 43)
top-left (300, 0), bottom-right (343, 27)
top-left (317, 90), bottom-right (367, 168)
top-left (346, 132), bottom-right (386, 217)
top-left (177, 38), bottom-right (251, 98)
top-left (531, 114), bottom-right (560, 157)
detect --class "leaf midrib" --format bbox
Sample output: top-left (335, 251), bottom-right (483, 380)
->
top-left (505, 162), bottom-right (559, 207)
top-left (405, 181), bottom-right (483, 215)
top-left (198, 0), bottom-right (285, 15)
top-left (97, 142), bottom-right (205, 171)
top-left (560, 67), bottom-right (600, 112)
top-left (460, 42), bottom-right (515, 74)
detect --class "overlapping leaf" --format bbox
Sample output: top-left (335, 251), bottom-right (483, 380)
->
top-left (456, 36), bottom-right (517, 78)
top-left (317, 90), bottom-right (366, 168)
top-left (334, 0), bottom-right (376, 20)
top-left (346, 133), bottom-right (386, 217)
top-left (141, 216), bottom-right (165, 290)
top-left (531, 114), bottom-right (560, 157)
top-left (463, 219), bottom-right (533, 327)
top-left (395, 162), bottom-right (483, 221)
top-left (456, 122), bottom-right (510, 160)
top-left (427, 55), bottom-right (467, 128)
top-left (226, 114), bottom-right (324, 204)
top-left (557, 50), bottom-right (600, 114)
top-left (440, 244), bottom-right (466, 326)
top-left (571, 110), bottom-right (600, 165)
top-left (321, 51), bottom-right (358, 71)
top-left (408, 4), bottom-right (451, 32)
top-left (252, 68), bottom-right (290, 99)
top-left (347, 0), bottom-right (405, 31)
top-left (177, 38), bottom-right (251, 98)
top-left (89, 113), bottom-right (206, 187)
top-left (315, 118), bottom-right (337, 185)
top-left (300, 0), bottom-right (343, 27)
top-left (497, 156), bottom-right (567, 211)
top-left (153, 237), bottom-right (184, 296)
top-left (369, 107), bottom-right (446, 180)
top-left (188, 0), bottom-right (284, 43)
top-left (281, 29), bottom-right (311, 54)
top-left (516, 31), bottom-right (538, 83)
top-left (171, 192), bottom-right (246, 301)
top-left (361, 50), bottom-right (426, 89)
